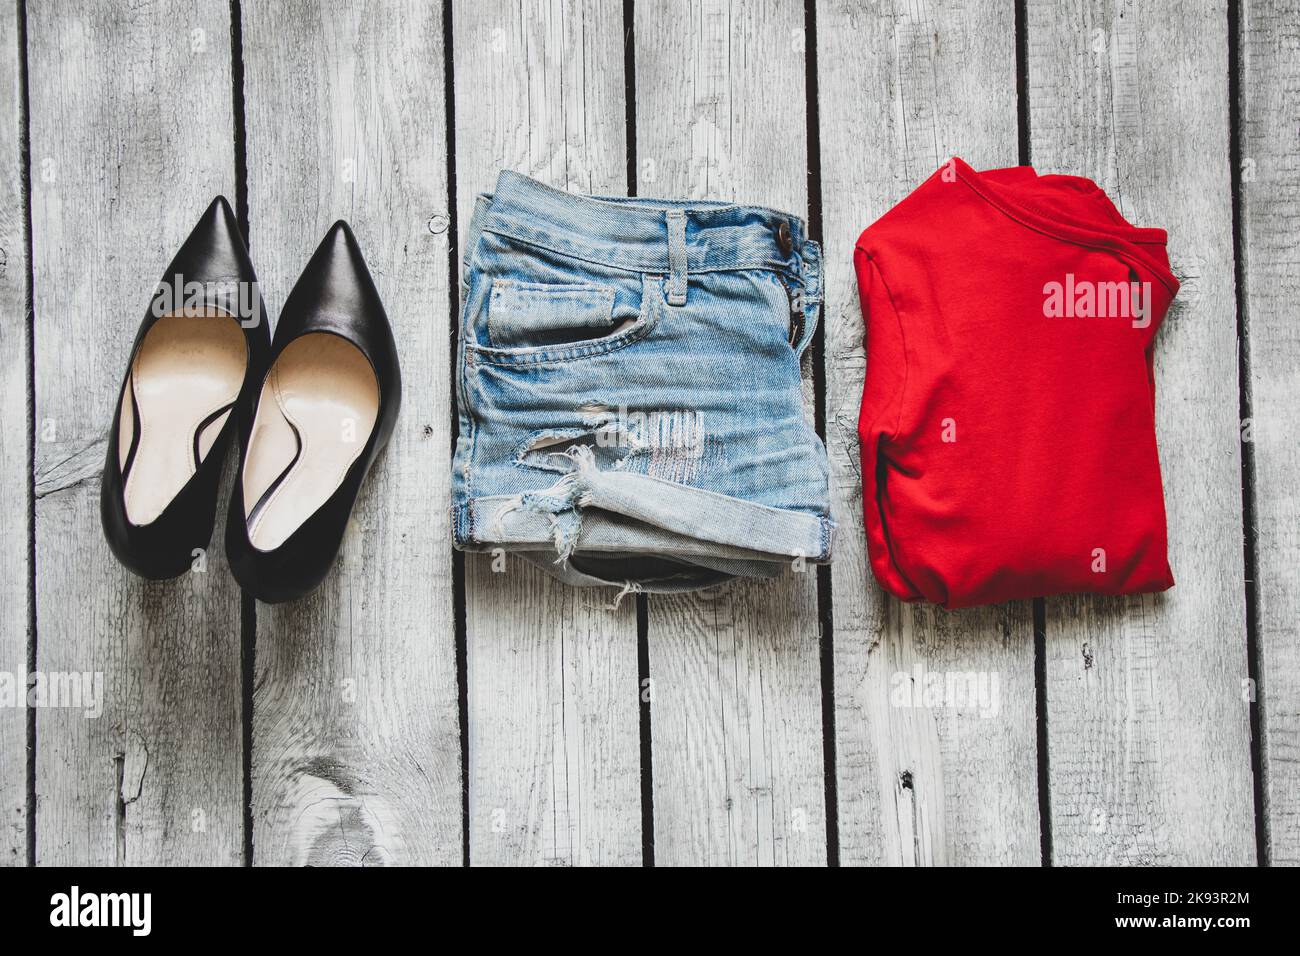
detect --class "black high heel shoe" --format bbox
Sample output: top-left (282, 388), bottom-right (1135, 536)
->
top-left (226, 221), bottom-right (401, 603)
top-left (101, 196), bottom-right (270, 579)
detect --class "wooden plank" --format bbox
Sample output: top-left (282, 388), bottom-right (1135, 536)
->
top-left (816, 0), bottom-right (1040, 866)
top-left (1240, 0), bottom-right (1300, 866)
top-left (634, 0), bottom-right (826, 866)
top-left (1027, 0), bottom-right (1255, 864)
top-left (27, 0), bottom-right (242, 865)
top-left (453, 0), bottom-right (643, 866)
top-left (242, 0), bottom-right (461, 865)
top-left (0, 0), bottom-right (27, 866)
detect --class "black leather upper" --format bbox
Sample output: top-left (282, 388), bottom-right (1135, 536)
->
top-left (101, 196), bottom-right (271, 580)
top-left (225, 220), bottom-right (402, 603)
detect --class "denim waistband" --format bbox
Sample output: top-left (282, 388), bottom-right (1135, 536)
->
top-left (470, 170), bottom-right (813, 277)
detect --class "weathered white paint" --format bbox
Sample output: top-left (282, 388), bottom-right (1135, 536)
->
top-left (0, 0), bottom-right (28, 867)
top-left (1239, 0), bottom-right (1299, 866)
top-left (816, 0), bottom-right (1040, 866)
top-left (637, 0), bottom-right (827, 866)
top-left (28, 0), bottom-right (243, 865)
top-left (9, 0), bottom-right (1286, 869)
top-left (1028, 0), bottom-right (1255, 865)
top-left (243, 0), bottom-right (462, 865)
top-left (454, 0), bottom-right (643, 866)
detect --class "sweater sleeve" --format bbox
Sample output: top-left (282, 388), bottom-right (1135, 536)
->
top-left (853, 244), bottom-right (918, 601)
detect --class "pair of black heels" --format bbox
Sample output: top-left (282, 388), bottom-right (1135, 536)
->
top-left (101, 197), bottom-right (401, 603)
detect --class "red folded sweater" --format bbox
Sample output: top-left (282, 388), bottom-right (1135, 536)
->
top-left (854, 158), bottom-right (1178, 609)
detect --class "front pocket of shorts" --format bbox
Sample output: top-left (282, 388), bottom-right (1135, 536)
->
top-left (469, 275), bottom-right (663, 367)
top-left (487, 280), bottom-right (617, 348)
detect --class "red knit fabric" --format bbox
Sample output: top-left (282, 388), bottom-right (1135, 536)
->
top-left (854, 158), bottom-right (1178, 609)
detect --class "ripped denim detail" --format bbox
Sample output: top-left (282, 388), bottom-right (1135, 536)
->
top-left (489, 446), bottom-right (598, 562)
top-left (451, 170), bottom-right (834, 593)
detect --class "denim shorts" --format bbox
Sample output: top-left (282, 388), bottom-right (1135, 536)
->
top-left (452, 171), bottom-right (834, 593)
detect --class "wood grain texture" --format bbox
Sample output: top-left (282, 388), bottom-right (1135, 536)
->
top-left (635, 0), bottom-right (826, 866)
top-left (27, 0), bottom-right (242, 865)
top-left (0, 0), bottom-right (27, 866)
top-left (1027, 0), bottom-right (1255, 864)
top-left (243, 0), bottom-right (461, 866)
top-left (453, 0), bottom-right (643, 866)
top-left (1239, 0), bottom-right (1300, 866)
top-left (10, 0), bottom-right (1287, 870)
top-left (816, 0), bottom-right (1040, 865)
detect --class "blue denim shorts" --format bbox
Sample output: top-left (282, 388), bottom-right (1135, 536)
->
top-left (452, 171), bottom-right (833, 592)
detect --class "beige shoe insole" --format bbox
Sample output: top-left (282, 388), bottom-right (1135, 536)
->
top-left (242, 332), bottom-right (379, 552)
top-left (118, 309), bottom-right (246, 526)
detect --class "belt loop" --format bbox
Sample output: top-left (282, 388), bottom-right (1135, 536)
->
top-left (666, 209), bottom-right (688, 306)
top-left (462, 194), bottom-right (492, 289)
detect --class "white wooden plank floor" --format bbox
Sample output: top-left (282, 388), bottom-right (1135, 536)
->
top-left (454, 0), bottom-right (642, 867)
top-left (819, 0), bottom-right (1040, 866)
top-left (1, 0), bottom-right (1294, 867)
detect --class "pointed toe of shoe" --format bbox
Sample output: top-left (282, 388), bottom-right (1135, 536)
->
top-left (274, 219), bottom-right (401, 428)
top-left (284, 218), bottom-right (390, 325)
top-left (166, 195), bottom-right (256, 286)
